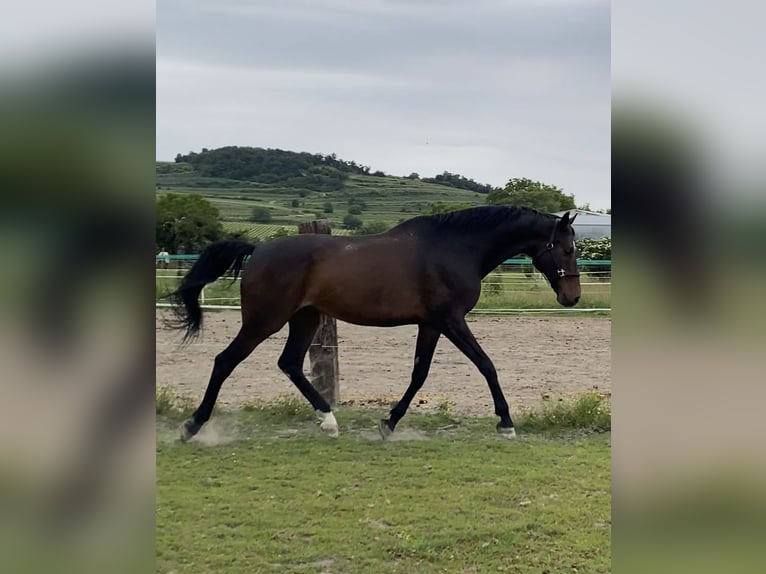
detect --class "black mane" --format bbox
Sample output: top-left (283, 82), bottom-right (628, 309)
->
top-left (395, 205), bottom-right (556, 236)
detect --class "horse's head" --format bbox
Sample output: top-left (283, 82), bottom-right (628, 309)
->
top-left (532, 212), bottom-right (581, 307)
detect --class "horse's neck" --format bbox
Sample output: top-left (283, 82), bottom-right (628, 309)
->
top-left (474, 218), bottom-right (548, 276)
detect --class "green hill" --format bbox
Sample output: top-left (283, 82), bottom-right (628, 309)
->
top-left (157, 148), bottom-right (492, 238)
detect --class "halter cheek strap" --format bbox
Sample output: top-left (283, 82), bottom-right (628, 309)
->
top-left (532, 222), bottom-right (580, 278)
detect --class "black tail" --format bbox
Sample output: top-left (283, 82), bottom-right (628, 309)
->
top-left (167, 240), bottom-right (255, 342)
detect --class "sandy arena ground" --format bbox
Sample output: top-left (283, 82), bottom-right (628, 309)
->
top-left (157, 311), bottom-right (610, 416)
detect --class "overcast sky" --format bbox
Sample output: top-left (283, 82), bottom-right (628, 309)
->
top-left (157, 0), bottom-right (610, 209)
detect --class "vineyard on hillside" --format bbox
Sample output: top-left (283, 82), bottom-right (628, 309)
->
top-left (222, 221), bottom-right (353, 240)
top-left (157, 160), bottom-right (489, 233)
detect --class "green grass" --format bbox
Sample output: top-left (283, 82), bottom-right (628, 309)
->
top-left (155, 273), bottom-right (242, 306)
top-left (517, 391), bottom-right (611, 432)
top-left (474, 272), bottom-right (611, 314)
top-left (156, 396), bottom-right (611, 574)
top-left (156, 385), bottom-right (197, 418)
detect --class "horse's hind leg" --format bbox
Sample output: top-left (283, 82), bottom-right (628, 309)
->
top-left (179, 324), bottom-right (273, 442)
top-left (379, 324), bottom-right (440, 440)
top-left (277, 307), bottom-right (339, 437)
top-left (439, 315), bottom-right (516, 439)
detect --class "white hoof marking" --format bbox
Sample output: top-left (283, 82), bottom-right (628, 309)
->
top-left (317, 410), bottom-right (339, 438)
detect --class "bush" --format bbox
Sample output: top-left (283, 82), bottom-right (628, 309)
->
top-left (251, 206), bottom-right (272, 223)
top-left (323, 202), bottom-right (334, 213)
top-left (355, 221), bottom-right (390, 235)
top-left (343, 214), bottom-right (363, 229)
top-left (223, 228), bottom-right (249, 242)
top-left (576, 237), bottom-right (611, 279)
top-left (347, 198), bottom-right (367, 210)
top-left (267, 227), bottom-right (294, 241)
top-left (576, 237), bottom-right (611, 260)
top-left (518, 391), bottom-right (611, 432)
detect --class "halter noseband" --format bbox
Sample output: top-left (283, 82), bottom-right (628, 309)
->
top-left (532, 220), bottom-right (580, 279)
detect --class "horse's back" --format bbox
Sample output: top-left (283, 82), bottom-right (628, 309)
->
top-left (242, 232), bottom-right (427, 325)
top-left (239, 230), bottom-right (478, 325)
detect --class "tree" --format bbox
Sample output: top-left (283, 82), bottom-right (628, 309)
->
top-left (423, 171), bottom-right (492, 193)
top-left (251, 206), bottom-right (272, 223)
top-left (173, 146), bottom-right (363, 188)
top-left (323, 202), bottom-right (334, 214)
top-left (343, 214), bottom-right (363, 229)
top-left (156, 193), bottom-right (224, 253)
top-left (486, 178), bottom-right (576, 213)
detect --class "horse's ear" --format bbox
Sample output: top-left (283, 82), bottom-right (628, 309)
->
top-left (559, 212), bottom-right (571, 226)
top-left (569, 213), bottom-right (578, 224)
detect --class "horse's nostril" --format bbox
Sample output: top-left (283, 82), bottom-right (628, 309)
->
top-left (574, 296), bottom-right (580, 304)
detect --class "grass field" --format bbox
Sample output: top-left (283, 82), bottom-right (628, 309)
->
top-left (156, 396), bottom-right (611, 574)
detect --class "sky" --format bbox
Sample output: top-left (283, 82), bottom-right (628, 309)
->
top-left (157, 0), bottom-right (611, 210)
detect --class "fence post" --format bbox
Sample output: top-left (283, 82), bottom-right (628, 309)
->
top-left (297, 220), bottom-right (340, 406)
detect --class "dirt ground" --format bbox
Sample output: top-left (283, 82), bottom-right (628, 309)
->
top-left (156, 311), bottom-right (610, 416)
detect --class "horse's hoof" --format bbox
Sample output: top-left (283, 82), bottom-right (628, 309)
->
top-left (496, 426), bottom-right (517, 440)
top-left (178, 418), bottom-right (200, 442)
top-left (317, 411), bottom-right (339, 438)
top-left (321, 423), bottom-right (339, 438)
top-left (378, 419), bottom-right (394, 441)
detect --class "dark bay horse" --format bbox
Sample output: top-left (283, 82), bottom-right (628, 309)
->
top-left (169, 206), bottom-right (580, 441)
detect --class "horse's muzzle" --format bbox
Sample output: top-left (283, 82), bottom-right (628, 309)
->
top-left (558, 294), bottom-right (580, 307)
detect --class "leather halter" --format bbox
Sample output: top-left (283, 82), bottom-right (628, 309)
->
top-left (532, 220), bottom-right (580, 279)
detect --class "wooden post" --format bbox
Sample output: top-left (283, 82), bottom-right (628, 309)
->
top-left (297, 220), bottom-right (340, 406)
